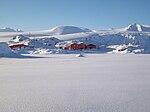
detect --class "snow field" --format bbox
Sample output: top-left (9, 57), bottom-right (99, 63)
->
top-left (0, 54), bottom-right (150, 112)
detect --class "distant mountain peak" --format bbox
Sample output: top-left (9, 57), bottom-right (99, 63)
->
top-left (126, 23), bottom-right (142, 31)
top-left (0, 27), bottom-right (23, 32)
top-left (126, 23), bottom-right (150, 32)
top-left (16, 29), bottom-right (23, 32)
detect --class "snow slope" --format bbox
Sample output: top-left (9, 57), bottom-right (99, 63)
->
top-left (0, 54), bottom-right (150, 112)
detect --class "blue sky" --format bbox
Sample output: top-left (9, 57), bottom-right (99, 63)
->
top-left (0, 0), bottom-right (150, 31)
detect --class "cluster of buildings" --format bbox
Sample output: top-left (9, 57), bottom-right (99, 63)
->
top-left (55, 41), bottom-right (97, 50)
top-left (8, 35), bottom-right (98, 50)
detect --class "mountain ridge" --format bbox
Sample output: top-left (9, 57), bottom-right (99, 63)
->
top-left (0, 27), bottom-right (23, 32)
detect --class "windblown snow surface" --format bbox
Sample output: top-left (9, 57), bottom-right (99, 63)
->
top-left (0, 54), bottom-right (150, 112)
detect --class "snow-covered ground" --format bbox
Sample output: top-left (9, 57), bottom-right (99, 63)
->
top-left (0, 54), bottom-right (150, 112)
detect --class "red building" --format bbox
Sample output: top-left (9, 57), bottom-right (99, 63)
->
top-left (9, 44), bottom-right (34, 49)
top-left (86, 44), bottom-right (96, 49)
top-left (65, 43), bottom-right (77, 50)
top-left (77, 43), bottom-right (86, 49)
top-left (65, 43), bottom-right (96, 50)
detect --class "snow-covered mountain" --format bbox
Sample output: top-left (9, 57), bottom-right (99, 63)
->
top-left (0, 27), bottom-right (23, 32)
top-left (107, 24), bottom-right (150, 32)
top-left (125, 24), bottom-right (150, 32)
top-left (46, 26), bottom-right (92, 35)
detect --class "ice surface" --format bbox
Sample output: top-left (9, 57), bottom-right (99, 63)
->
top-left (0, 54), bottom-right (150, 112)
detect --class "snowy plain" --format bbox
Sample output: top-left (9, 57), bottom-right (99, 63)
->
top-left (0, 54), bottom-right (150, 112)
